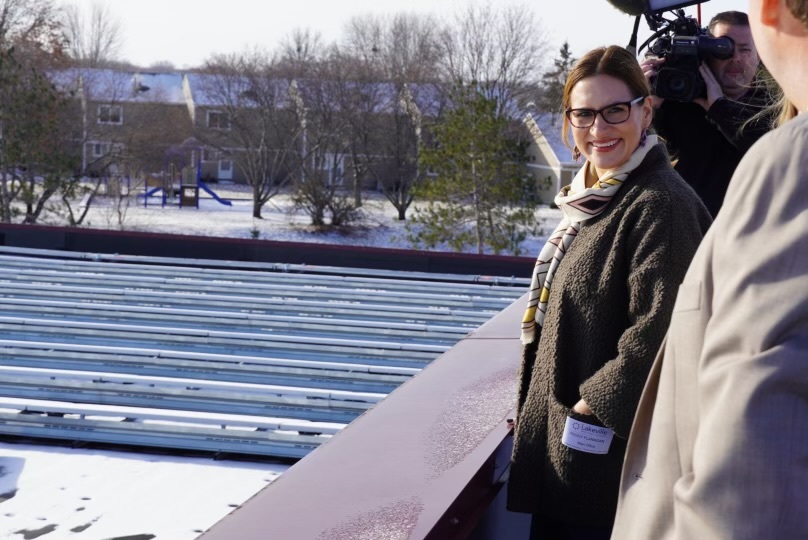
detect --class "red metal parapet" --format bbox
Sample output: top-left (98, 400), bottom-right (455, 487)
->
top-left (199, 293), bottom-right (529, 540)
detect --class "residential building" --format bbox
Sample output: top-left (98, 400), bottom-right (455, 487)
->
top-left (51, 67), bottom-right (558, 208)
top-left (523, 111), bottom-right (579, 204)
top-left (54, 68), bottom-right (193, 178)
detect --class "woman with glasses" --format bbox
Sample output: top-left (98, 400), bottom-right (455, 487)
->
top-left (507, 45), bottom-right (711, 539)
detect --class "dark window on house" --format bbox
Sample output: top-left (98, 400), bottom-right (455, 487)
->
top-left (207, 111), bottom-right (231, 130)
top-left (98, 105), bottom-right (123, 125)
top-left (91, 142), bottom-right (124, 158)
top-left (92, 142), bottom-right (110, 157)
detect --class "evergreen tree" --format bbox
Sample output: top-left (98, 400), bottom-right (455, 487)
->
top-left (0, 47), bottom-right (76, 223)
top-left (407, 84), bottom-right (537, 255)
top-left (540, 41), bottom-right (576, 124)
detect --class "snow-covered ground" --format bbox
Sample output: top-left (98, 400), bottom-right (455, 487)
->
top-left (69, 182), bottom-right (563, 257)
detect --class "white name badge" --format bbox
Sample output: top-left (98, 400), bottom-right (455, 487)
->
top-left (561, 416), bottom-right (614, 454)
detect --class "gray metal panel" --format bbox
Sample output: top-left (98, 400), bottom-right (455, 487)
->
top-left (0, 247), bottom-right (527, 457)
top-left (0, 340), bottom-right (411, 393)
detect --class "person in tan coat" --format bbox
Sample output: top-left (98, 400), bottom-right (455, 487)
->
top-left (613, 1), bottom-right (808, 538)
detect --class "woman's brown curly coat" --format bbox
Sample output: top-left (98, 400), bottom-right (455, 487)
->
top-left (507, 144), bottom-right (712, 527)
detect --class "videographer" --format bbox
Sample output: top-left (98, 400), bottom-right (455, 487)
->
top-left (640, 10), bottom-right (773, 217)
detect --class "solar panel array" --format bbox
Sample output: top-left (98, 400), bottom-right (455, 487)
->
top-left (0, 247), bottom-right (528, 459)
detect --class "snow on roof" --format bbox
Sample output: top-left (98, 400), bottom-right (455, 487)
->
top-left (48, 66), bottom-right (492, 124)
top-left (529, 111), bottom-right (576, 165)
top-left (0, 441), bottom-right (288, 540)
top-left (131, 72), bottom-right (187, 104)
top-left (48, 69), bottom-right (82, 94)
top-left (184, 72), bottom-right (444, 119)
top-left (50, 68), bottom-right (187, 105)
top-left (183, 72), bottom-right (289, 108)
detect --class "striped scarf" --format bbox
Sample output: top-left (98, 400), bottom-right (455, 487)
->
top-left (520, 135), bottom-right (658, 344)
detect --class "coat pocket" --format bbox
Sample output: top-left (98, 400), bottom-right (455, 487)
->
top-left (672, 281), bottom-right (701, 313)
top-left (666, 280), bottom-right (707, 364)
top-left (537, 395), bottom-right (627, 524)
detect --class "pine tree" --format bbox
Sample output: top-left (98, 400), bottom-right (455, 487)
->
top-left (407, 84), bottom-right (537, 255)
top-left (540, 41), bottom-right (576, 125)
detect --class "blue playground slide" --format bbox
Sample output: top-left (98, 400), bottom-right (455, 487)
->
top-left (199, 181), bottom-right (232, 206)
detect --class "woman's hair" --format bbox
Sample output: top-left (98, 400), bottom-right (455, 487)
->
top-left (786, 0), bottom-right (808, 29)
top-left (740, 68), bottom-right (796, 133)
top-left (774, 94), bottom-right (799, 127)
top-left (757, 2), bottom-right (804, 128)
top-left (561, 46), bottom-right (649, 148)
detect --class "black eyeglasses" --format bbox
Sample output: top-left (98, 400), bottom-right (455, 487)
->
top-left (565, 96), bottom-right (645, 129)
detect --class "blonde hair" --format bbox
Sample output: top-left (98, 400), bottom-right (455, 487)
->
top-left (739, 69), bottom-right (792, 133)
top-left (773, 94), bottom-right (799, 127)
top-left (756, 1), bottom-right (805, 127)
top-left (786, 0), bottom-right (808, 29)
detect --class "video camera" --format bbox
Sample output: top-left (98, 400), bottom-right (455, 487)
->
top-left (640, 0), bottom-right (734, 102)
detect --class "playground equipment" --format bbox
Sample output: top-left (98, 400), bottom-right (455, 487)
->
top-left (140, 160), bottom-right (232, 208)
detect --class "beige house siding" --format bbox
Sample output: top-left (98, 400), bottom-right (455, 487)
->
top-left (523, 113), bottom-right (579, 204)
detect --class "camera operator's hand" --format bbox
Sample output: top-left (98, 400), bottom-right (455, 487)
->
top-left (694, 63), bottom-right (725, 111)
top-left (640, 56), bottom-right (666, 109)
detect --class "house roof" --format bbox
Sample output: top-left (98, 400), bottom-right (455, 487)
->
top-left (130, 72), bottom-right (187, 104)
top-left (184, 71), bottom-right (444, 118)
top-left (52, 68), bottom-right (187, 105)
top-left (183, 72), bottom-right (289, 108)
top-left (50, 67), bottom-right (515, 126)
top-left (529, 111), bottom-right (576, 165)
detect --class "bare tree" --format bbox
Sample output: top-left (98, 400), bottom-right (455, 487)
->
top-left (336, 13), bottom-right (441, 217)
top-left (341, 12), bottom-right (442, 83)
top-left (383, 13), bottom-right (443, 83)
top-left (61, 1), bottom-right (122, 67)
top-left (147, 60), bottom-right (176, 72)
top-left (341, 14), bottom-right (384, 69)
top-left (289, 56), bottom-right (362, 229)
top-left (0, 0), bottom-right (64, 52)
top-left (318, 48), bottom-right (379, 207)
top-left (439, 2), bottom-right (549, 112)
top-left (374, 15), bottom-right (443, 220)
top-left (366, 83), bottom-right (427, 221)
top-left (276, 28), bottom-right (325, 79)
top-left (199, 50), bottom-right (305, 218)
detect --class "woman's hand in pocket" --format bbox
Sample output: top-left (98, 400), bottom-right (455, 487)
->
top-left (572, 399), bottom-right (593, 415)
